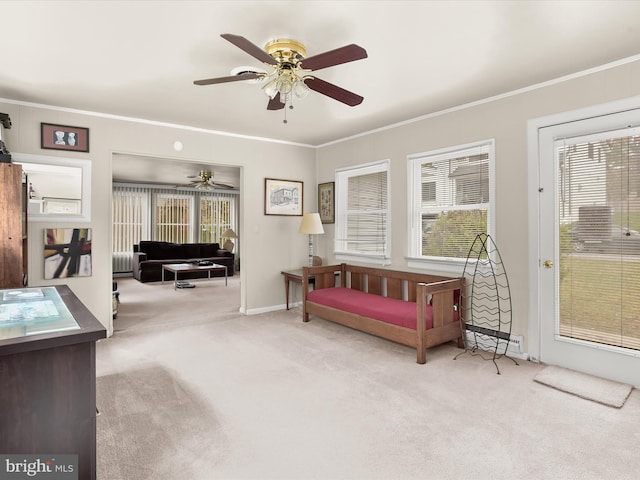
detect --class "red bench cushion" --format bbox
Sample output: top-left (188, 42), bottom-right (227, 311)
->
top-left (307, 287), bottom-right (433, 330)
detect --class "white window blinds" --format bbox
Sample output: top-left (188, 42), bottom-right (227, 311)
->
top-left (409, 140), bottom-right (493, 262)
top-left (557, 128), bottom-right (640, 350)
top-left (335, 161), bottom-right (390, 262)
top-left (112, 186), bottom-right (149, 272)
top-left (199, 193), bottom-right (236, 243)
top-left (155, 192), bottom-right (193, 243)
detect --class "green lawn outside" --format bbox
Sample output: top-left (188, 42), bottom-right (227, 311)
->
top-left (560, 254), bottom-right (640, 348)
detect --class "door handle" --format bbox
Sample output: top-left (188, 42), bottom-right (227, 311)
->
top-left (543, 260), bottom-right (553, 268)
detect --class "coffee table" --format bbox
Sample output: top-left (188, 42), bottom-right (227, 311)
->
top-left (162, 263), bottom-right (228, 290)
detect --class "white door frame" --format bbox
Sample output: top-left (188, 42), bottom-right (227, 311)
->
top-left (527, 95), bottom-right (640, 367)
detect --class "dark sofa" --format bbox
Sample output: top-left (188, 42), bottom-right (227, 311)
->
top-left (132, 241), bottom-right (234, 283)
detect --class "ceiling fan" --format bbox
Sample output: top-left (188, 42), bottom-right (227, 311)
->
top-left (187, 171), bottom-right (235, 190)
top-left (194, 33), bottom-right (367, 118)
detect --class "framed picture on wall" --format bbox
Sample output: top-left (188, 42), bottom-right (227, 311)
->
top-left (318, 181), bottom-right (335, 224)
top-left (41, 123), bottom-right (90, 152)
top-left (44, 228), bottom-right (92, 279)
top-left (264, 178), bottom-right (303, 216)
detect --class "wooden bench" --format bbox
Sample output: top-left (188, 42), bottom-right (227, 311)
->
top-left (302, 263), bottom-right (463, 363)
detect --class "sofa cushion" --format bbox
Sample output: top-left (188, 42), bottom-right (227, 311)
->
top-left (184, 243), bottom-right (201, 258)
top-left (307, 287), bottom-right (434, 330)
top-left (199, 243), bottom-right (220, 257)
top-left (139, 241), bottom-right (188, 260)
top-left (166, 243), bottom-right (186, 258)
top-left (139, 241), bottom-right (164, 260)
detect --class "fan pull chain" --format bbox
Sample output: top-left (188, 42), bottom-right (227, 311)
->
top-left (283, 96), bottom-right (296, 124)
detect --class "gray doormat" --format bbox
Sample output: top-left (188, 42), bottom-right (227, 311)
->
top-left (534, 365), bottom-right (633, 408)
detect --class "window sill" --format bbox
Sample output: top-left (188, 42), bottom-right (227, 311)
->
top-left (335, 253), bottom-right (391, 266)
top-left (406, 256), bottom-right (466, 276)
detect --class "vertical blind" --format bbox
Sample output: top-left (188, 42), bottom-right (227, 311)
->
top-left (155, 191), bottom-right (193, 243)
top-left (557, 129), bottom-right (640, 350)
top-left (112, 186), bottom-right (149, 273)
top-left (335, 161), bottom-right (390, 259)
top-left (412, 143), bottom-right (490, 259)
top-left (199, 194), bottom-right (235, 243)
top-left (112, 185), bottom-right (238, 273)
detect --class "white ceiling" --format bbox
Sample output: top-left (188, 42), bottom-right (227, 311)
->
top-left (3, 1), bottom-right (640, 183)
top-left (111, 153), bottom-right (241, 188)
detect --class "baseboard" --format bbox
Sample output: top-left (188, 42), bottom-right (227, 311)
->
top-left (464, 330), bottom-right (528, 360)
top-left (245, 304), bottom-right (289, 315)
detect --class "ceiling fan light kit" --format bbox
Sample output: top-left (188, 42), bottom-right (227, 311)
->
top-left (193, 170), bottom-right (214, 190)
top-left (194, 33), bottom-right (367, 123)
top-left (188, 170), bottom-right (235, 190)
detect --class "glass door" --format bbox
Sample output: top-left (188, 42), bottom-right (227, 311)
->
top-left (538, 114), bottom-right (640, 386)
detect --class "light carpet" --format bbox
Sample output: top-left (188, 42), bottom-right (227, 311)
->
top-left (534, 365), bottom-right (633, 408)
top-left (97, 276), bottom-right (640, 479)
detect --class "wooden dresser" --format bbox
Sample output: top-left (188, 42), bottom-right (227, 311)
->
top-left (0, 162), bottom-right (26, 288)
top-left (0, 285), bottom-right (107, 480)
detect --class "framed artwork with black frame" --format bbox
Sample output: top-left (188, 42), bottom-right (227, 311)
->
top-left (264, 178), bottom-right (303, 216)
top-left (318, 181), bottom-right (335, 224)
top-left (41, 123), bottom-right (90, 152)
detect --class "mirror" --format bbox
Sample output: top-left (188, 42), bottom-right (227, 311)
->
top-left (12, 152), bottom-right (91, 222)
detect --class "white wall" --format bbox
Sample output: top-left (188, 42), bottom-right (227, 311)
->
top-left (4, 57), bottom-right (640, 346)
top-left (0, 101), bottom-right (317, 333)
top-left (315, 59), bottom-right (640, 353)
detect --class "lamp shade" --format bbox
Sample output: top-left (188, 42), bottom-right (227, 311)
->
top-left (222, 228), bottom-right (237, 238)
top-left (298, 213), bottom-right (324, 235)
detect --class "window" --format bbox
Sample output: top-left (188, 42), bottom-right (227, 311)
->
top-left (335, 160), bottom-right (390, 264)
top-left (112, 185), bottom-right (239, 273)
top-left (408, 140), bottom-right (494, 269)
top-left (155, 193), bottom-right (193, 242)
top-left (199, 193), bottom-right (236, 243)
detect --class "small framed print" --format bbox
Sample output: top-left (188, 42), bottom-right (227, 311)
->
top-left (318, 181), bottom-right (335, 224)
top-left (264, 178), bottom-right (303, 216)
top-left (41, 123), bottom-right (90, 152)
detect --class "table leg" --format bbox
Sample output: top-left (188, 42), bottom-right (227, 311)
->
top-left (174, 271), bottom-right (178, 290)
top-left (162, 267), bottom-right (165, 283)
top-left (284, 275), bottom-right (290, 310)
top-left (224, 266), bottom-right (228, 286)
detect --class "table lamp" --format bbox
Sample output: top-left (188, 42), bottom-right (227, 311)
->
top-left (298, 213), bottom-right (324, 266)
top-left (222, 228), bottom-right (237, 253)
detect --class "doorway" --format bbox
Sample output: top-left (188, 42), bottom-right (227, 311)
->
top-left (109, 152), bottom-right (244, 330)
top-left (531, 103), bottom-right (640, 386)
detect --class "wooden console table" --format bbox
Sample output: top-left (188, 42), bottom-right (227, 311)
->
top-left (0, 285), bottom-right (107, 480)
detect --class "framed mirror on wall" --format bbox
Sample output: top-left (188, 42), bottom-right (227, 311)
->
top-left (12, 152), bottom-right (91, 222)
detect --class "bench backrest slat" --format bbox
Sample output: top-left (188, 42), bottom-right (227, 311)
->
top-left (350, 272), bottom-right (364, 292)
top-left (368, 275), bottom-right (382, 296)
top-left (407, 280), bottom-right (418, 302)
top-left (387, 277), bottom-right (403, 300)
top-left (315, 272), bottom-right (335, 289)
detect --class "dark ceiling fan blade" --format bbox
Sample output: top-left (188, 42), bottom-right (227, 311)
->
top-left (267, 93), bottom-right (285, 110)
top-left (212, 182), bottom-right (237, 189)
top-left (194, 72), bottom-right (261, 86)
top-left (300, 44), bottom-right (367, 71)
top-left (221, 33), bottom-right (277, 65)
top-left (304, 77), bottom-right (364, 106)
